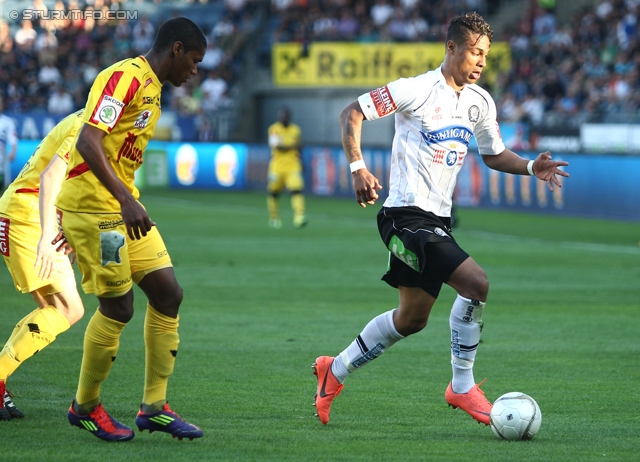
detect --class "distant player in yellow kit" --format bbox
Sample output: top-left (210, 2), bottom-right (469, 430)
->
top-left (267, 107), bottom-right (307, 229)
top-left (58, 17), bottom-right (206, 442)
top-left (0, 110), bottom-right (85, 421)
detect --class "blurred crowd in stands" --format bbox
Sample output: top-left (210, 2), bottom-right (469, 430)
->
top-left (266, 0), bottom-right (640, 126)
top-left (1, 0), bottom-right (640, 141)
top-left (0, 0), bottom-right (264, 140)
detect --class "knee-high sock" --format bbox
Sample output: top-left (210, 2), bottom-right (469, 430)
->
top-left (5, 312), bottom-right (29, 346)
top-left (331, 309), bottom-right (404, 383)
top-left (450, 295), bottom-right (485, 393)
top-left (75, 308), bottom-right (126, 410)
top-left (143, 303), bottom-right (179, 410)
top-left (291, 193), bottom-right (305, 218)
top-left (0, 306), bottom-right (70, 381)
top-left (267, 196), bottom-right (279, 219)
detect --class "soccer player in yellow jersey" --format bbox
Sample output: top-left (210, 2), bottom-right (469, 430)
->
top-left (57, 17), bottom-right (206, 442)
top-left (267, 106), bottom-right (307, 229)
top-left (0, 110), bottom-right (85, 421)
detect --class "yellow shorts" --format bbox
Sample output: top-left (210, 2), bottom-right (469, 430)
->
top-left (0, 214), bottom-right (76, 295)
top-left (57, 208), bottom-right (172, 297)
top-left (268, 159), bottom-right (304, 193)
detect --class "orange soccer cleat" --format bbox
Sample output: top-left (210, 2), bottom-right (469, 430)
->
top-left (312, 356), bottom-right (344, 425)
top-left (445, 379), bottom-right (492, 425)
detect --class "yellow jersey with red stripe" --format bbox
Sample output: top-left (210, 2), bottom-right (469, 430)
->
top-left (56, 56), bottom-right (162, 213)
top-left (0, 110), bottom-right (84, 223)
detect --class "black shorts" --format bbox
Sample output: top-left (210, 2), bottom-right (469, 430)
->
top-left (377, 206), bottom-right (469, 298)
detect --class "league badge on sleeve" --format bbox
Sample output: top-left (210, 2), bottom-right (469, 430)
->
top-left (134, 110), bottom-right (152, 129)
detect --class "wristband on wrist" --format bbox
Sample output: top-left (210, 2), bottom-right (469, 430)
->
top-left (350, 159), bottom-right (366, 173)
top-left (527, 160), bottom-right (535, 176)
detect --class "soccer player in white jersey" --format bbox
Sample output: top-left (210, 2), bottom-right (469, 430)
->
top-left (0, 97), bottom-right (18, 191)
top-left (313, 12), bottom-right (569, 426)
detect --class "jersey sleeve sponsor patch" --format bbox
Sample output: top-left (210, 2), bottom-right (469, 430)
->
top-left (93, 95), bottom-right (125, 129)
top-left (370, 85), bottom-right (397, 117)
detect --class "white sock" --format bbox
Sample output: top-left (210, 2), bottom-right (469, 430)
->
top-left (450, 295), bottom-right (485, 393)
top-left (331, 309), bottom-right (404, 383)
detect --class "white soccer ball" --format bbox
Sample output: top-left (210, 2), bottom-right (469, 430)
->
top-left (490, 392), bottom-right (542, 440)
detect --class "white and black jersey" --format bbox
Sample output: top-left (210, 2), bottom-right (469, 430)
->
top-left (358, 66), bottom-right (505, 217)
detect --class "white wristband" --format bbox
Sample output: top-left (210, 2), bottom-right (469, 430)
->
top-left (527, 160), bottom-right (535, 176)
top-left (350, 159), bottom-right (366, 173)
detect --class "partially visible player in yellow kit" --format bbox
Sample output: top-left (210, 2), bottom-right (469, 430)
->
top-left (0, 110), bottom-right (85, 421)
top-left (267, 106), bottom-right (307, 229)
top-left (57, 17), bottom-right (206, 442)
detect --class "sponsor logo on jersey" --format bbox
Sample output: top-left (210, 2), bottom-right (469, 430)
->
top-left (420, 125), bottom-right (473, 146)
top-left (100, 231), bottom-right (126, 266)
top-left (144, 77), bottom-right (153, 88)
top-left (469, 105), bottom-right (480, 123)
top-left (134, 110), bottom-right (152, 128)
top-left (370, 85), bottom-right (396, 117)
top-left (96, 95), bottom-right (124, 128)
top-left (116, 132), bottom-right (143, 164)
top-left (142, 95), bottom-right (160, 106)
top-left (0, 217), bottom-right (10, 256)
top-left (99, 218), bottom-right (124, 230)
top-left (107, 276), bottom-right (132, 287)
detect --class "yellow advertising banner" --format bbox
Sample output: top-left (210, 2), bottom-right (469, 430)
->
top-left (273, 42), bottom-right (511, 88)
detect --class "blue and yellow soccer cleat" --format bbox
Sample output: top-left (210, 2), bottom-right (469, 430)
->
top-left (68, 402), bottom-right (135, 442)
top-left (135, 403), bottom-right (203, 441)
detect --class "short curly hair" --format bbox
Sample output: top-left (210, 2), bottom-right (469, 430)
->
top-left (446, 12), bottom-right (494, 45)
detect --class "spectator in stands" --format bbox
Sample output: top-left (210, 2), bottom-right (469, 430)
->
top-left (132, 15), bottom-right (155, 54)
top-left (387, 7), bottom-right (409, 42)
top-left (200, 69), bottom-right (229, 113)
top-left (38, 62), bottom-right (62, 88)
top-left (199, 40), bottom-right (228, 72)
top-left (47, 84), bottom-right (75, 115)
top-left (370, 0), bottom-right (394, 28)
top-left (337, 10), bottom-right (360, 40)
top-left (0, 20), bottom-right (14, 54)
top-left (35, 29), bottom-right (59, 67)
top-left (14, 20), bottom-right (38, 51)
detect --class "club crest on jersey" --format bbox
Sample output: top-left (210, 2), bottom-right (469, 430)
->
top-left (95, 95), bottom-right (124, 129)
top-left (446, 150), bottom-right (458, 167)
top-left (421, 126), bottom-right (473, 147)
top-left (469, 105), bottom-right (480, 123)
top-left (369, 85), bottom-right (396, 117)
top-left (134, 110), bottom-right (152, 128)
top-left (434, 227), bottom-right (449, 238)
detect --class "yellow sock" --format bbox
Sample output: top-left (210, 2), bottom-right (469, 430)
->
top-left (75, 308), bottom-right (126, 409)
top-left (267, 195), bottom-right (279, 219)
top-left (143, 303), bottom-right (179, 411)
top-left (5, 310), bottom-right (31, 346)
top-left (0, 306), bottom-right (70, 381)
top-left (291, 193), bottom-right (305, 219)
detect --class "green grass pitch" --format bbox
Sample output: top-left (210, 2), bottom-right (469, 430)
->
top-left (1, 189), bottom-right (638, 461)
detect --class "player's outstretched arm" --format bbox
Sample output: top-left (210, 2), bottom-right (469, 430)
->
top-left (482, 149), bottom-right (569, 191)
top-left (76, 124), bottom-right (155, 240)
top-left (340, 101), bottom-right (382, 208)
top-left (36, 155), bottom-right (71, 279)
